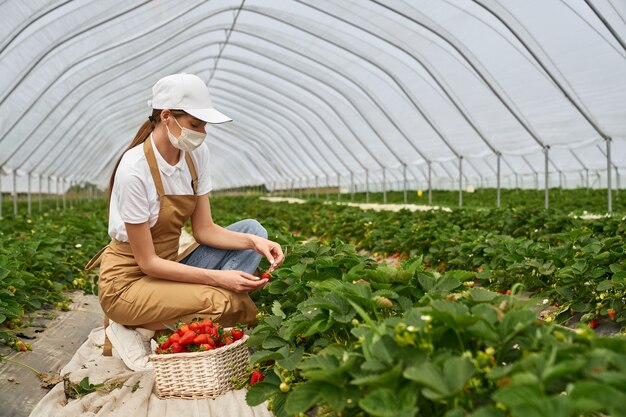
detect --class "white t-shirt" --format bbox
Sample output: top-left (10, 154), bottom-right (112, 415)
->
top-left (108, 134), bottom-right (212, 241)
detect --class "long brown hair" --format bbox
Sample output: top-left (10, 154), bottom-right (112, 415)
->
top-left (107, 108), bottom-right (188, 210)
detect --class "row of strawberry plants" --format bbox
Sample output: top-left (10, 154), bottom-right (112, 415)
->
top-left (298, 188), bottom-right (625, 214)
top-left (210, 196), bottom-right (626, 326)
top-left (245, 238), bottom-right (626, 417)
top-left (0, 201), bottom-right (109, 343)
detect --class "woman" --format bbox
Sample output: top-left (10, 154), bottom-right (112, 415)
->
top-left (88, 73), bottom-right (284, 372)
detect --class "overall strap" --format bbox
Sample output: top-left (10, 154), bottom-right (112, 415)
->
top-left (143, 135), bottom-right (166, 197)
top-left (184, 152), bottom-right (199, 195)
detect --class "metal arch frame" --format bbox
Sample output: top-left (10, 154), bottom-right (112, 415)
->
top-left (473, 0), bottom-right (611, 139)
top-left (6, 6), bottom-right (401, 180)
top-left (0, 0), bottom-right (153, 106)
top-left (244, 4), bottom-right (468, 170)
top-left (209, 124), bottom-right (291, 183)
top-left (204, 58), bottom-right (407, 185)
top-left (11, 21), bottom-right (390, 184)
top-left (69, 40), bottom-right (404, 187)
top-left (0, 0), bottom-right (217, 152)
top-left (205, 90), bottom-right (325, 178)
top-left (4, 1), bottom-right (616, 190)
top-left (472, 0), bottom-right (616, 210)
top-left (3, 4), bottom-right (512, 186)
top-left (66, 98), bottom-right (295, 185)
top-left (2, 23), bottom-right (234, 167)
top-left (208, 79), bottom-right (341, 177)
top-left (214, 33), bottom-right (430, 184)
top-left (367, 0), bottom-right (548, 151)
top-left (213, 87), bottom-right (400, 188)
top-left (297, 0), bottom-right (504, 162)
top-left (583, 0), bottom-right (626, 52)
top-left (211, 126), bottom-right (290, 183)
top-left (200, 138), bottom-right (267, 188)
top-left (0, 0), bottom-right (74, 55)
top-left (210, 79), bottom-right (353, 177)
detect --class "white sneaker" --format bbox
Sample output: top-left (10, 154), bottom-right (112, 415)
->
top-left (106, 321), bottom-right (155, 372)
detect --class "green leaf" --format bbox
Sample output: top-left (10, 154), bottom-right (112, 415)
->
top-left (271, 300), bottom-right (286, 318)
top-left (277, 346), bottom-right (304, 370)
top-left (403, 362), bottom-right (448, 396)
top-left (443, 356), bottom-right (475, 393)
top-left (284, 381), bottom-right (324, 414)
top-left (245, 382), bottom-right (277, 406)
top-left (358, 387), bottom-right (418, 417)
top-left (469, 287), bottom-right (498, 302)
top-left (262, 336), bottom-right (289, 349)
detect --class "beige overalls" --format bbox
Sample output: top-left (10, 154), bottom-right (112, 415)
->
top-left (88, 137), bottom-right (258, 328)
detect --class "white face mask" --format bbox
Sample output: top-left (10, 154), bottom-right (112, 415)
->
top-left (165, 116), bottom-right (206, 152)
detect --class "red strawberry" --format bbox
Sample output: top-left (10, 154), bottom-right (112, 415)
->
top-left (198, 343), bottom-right (213, 351)
top-left (189, 321), bottom-right (201, 332)
top-left (208, 327), bottom-right (219, 338)
top-left (588, 319), bottom-right (599, 329)
top-left (171, 342), bottom-right (183, 353)
top-left (16, 340), bottom-right (28, 352)
top-left (223, 336), bottom-right (234, 345)
top-left (160, 339), bottom-right (172, 349)
top-left (168, 333), bottom-right (181, 343)
top-left (178, 324), bottom-right (190, 336)
top-left (608, 309), bottom-right (616, 321)
top-left (262, 272), bottom-right (271, 280)
top-left (180, 330), bottom-right (197, 344)
top-left (231, 327), bottom-right (244, 341)
top-left (250, 370), bottom-right (264, 385)
top-left (194, 334), bottom-right (210, 345)
top-left (506, 290), bottom-right (511, 296)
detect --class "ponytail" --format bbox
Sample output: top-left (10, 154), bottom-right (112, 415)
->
top-left (106, 108), bottom-right (189, 212)
top-left (107, 109), bottom-right (161, 211)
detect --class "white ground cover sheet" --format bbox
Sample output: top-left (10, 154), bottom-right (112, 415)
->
top-left (28, 326), bottom-right (272, 417)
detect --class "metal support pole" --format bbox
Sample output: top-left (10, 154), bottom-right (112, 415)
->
top-left (27, 174), bottom-right (32, 216)
top-left (56, 177), bottom-right (60, 210)
top-left (350, 172), bottom-right (354, 202)
top-left (38, 175), bottom-right (43, 212)
top-left (13, 171), bottom-right (17, 217)
top-left (306, 178), bottom-right (311, 200)
top-left (458, 156), bottom-right (463, 208)
top-left (325, 174), bottom-right (330, 201)
top-left (543, 146), bottom-right (550, 209)
top-left (382, 167), bottom-right (387, 204)
top-left (615, 167), bottom-right (620, 197)
top-left (428, 161), bottom-right (432, 205)
top-left (365, 169), bottom-right (370, 203)
top-left (585, 168), bottom-right (589, 192)
top-left (607, 138), bottom-right (612, 213)
top-left (0, 172), bottom-right (3, 219)
top-left (315, 176), bottom-right (319, 199)
top-left (496, 153), bottom-right (501, 208)
top-left (337, 173), bottom-right (341, 202)
top-left (63, 178), bottom-right (67, 210)
top-left (402, 163), bottom-right (407, 204)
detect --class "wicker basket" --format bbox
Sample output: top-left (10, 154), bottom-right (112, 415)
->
top-left (149, 335), bottom-right (250, 399)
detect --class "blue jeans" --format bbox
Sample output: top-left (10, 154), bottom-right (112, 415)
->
top-left (180, 219), bottom-right (268, 274)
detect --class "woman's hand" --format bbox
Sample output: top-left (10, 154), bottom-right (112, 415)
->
top-left (250, 236), bottom-right (285, 272)
top-left (210, 270), bottom-right (268, 293)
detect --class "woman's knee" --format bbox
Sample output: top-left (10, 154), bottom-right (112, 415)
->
top-left (232, 218), bottom-right (267, 239)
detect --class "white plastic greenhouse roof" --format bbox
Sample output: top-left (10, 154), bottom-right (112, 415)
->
top-left (0, 0), bottom-right (625, 193)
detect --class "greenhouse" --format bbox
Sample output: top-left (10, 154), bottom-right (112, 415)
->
top-left (0, 1), bottom-right (625, 417)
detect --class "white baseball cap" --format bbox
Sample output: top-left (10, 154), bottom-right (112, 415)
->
top-left (148, 73), bottom-right (232, 124)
